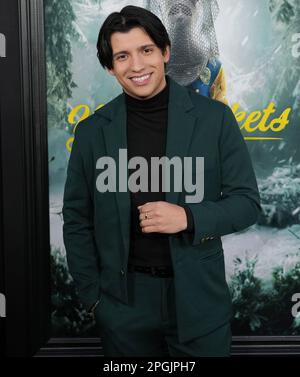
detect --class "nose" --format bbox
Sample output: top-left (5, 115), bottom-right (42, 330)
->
top-left (131, 53), bottom-right (145, 72)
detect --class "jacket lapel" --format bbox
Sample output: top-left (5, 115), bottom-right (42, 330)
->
top-left (100, 94), bottom-right (131, 257)
top-left (165, 78), bottom-right (196, 205)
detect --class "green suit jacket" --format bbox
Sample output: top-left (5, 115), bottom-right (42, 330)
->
top-left (62, 76), bottom-right (261, 343)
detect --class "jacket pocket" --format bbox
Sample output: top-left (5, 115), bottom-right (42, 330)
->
top-left (190, 247), bottom-right (223, 263)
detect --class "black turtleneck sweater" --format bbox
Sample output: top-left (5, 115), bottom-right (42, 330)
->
top-left (125, 76), bottom-right (194, 267)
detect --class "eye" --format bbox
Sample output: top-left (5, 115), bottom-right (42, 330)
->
top-left (143, 47), bottom-right (153, 54)
top-left (116, 54), bottom-right (127, 61)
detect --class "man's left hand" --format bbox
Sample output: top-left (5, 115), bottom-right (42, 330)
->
top-left (138, 201), bottom-right (187, 234)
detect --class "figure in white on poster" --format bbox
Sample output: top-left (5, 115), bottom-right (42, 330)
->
top-left (146, 0), bottom-right (228, 103)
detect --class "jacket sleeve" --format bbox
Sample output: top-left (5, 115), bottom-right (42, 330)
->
top-left (186, 104), bottom-right (262, 246)
top-left (62, 126), bottom-right (101, 311)
top-left (181, 205), bottom-right (195, 233)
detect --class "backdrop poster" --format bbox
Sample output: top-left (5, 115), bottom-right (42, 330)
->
top-left (46, 0), bottom-right (300, 337)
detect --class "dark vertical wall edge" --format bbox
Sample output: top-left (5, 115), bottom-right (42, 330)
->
top-left (18, 0), bottom-right (51, 356)
top-left (0, 0), bottom-right (50, 356)
top-left (0, 2), bottom-right (5, 350)
top-left (1, 0), bottom-right (28, 357)
top-left (0, 62), bottom-right (5, 358)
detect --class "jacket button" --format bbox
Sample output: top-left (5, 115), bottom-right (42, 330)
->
top-left (120, 269), bottom-right (125, 276)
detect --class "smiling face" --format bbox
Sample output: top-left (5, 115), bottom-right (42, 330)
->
top-left (108, 27), bottom-right (170, 100)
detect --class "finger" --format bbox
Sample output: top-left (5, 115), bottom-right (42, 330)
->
top-left (137, 202), bottom-right (149, 211)
top-left (141, 225), bottom-right (159, 233)
top-left (139, 211), bottom-right (153, 221)
top-left (138, 202), bottom-right (156, 213)
top-left (139, 219), bottom-right (155, 227)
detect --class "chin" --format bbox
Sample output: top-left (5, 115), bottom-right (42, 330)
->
top-left (129, 88), bottom-right (154, 99)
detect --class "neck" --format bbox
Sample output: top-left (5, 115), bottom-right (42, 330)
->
top-left (125, 75), bottom-right (169, 109)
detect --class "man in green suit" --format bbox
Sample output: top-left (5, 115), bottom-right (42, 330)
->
top-left (63, 5), bottom-right (261, 357)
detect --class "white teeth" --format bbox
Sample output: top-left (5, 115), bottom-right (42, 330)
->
top-left (131, 74), bottom-right (150, 82)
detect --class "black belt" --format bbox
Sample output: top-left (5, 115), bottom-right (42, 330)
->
top-left (128, 263), bottom-right (174, 278)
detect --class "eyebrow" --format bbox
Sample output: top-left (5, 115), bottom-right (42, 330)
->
top-left (112, 44), bottom-right (156, 59)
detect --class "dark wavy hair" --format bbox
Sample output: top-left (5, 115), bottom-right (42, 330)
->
top-left (96, 5), bottom-right (171, 70)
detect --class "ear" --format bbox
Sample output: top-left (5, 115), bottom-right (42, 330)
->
top-left (163, 45), bottom-right (171, 64)
top-left (107, 68), bottom-right (115, 76)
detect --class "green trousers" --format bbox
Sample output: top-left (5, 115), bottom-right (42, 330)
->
top-left (94, 270), bottom-right (232, 357)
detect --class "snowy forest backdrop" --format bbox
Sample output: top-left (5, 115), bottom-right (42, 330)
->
top-left (45, 0), bottom-right (300, 337)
